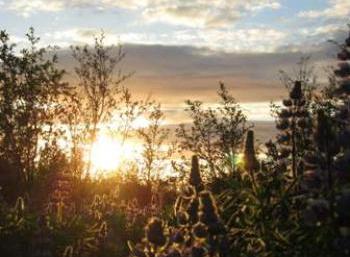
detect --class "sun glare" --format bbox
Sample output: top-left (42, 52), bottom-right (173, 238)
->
top-left (90, 135), bottom-right (124, 173)
top-left (131, 116), bottom-right (151, 129)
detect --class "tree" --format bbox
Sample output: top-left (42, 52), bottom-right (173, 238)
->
top-left (137, 104), bottom-right (171, 186)
top-left (327, 24), bottom-right (350, 102)
top-left (0, 28), bottom-right (69, 199)
top-left (176, 83), bottom-right (248, 178)
top-left (71, 33), bottom-right (130, 174)
top-left (302, 25), bottom-right (350, 192)
top-left (61, 93), bottom-right (85, 178)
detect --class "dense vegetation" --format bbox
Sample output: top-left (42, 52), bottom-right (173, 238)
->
top-left (0, 24), bottom-right (350, 257)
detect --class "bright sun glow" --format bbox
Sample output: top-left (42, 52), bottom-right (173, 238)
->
top-left (84, 116), bottom-right (154, 176)
top-left (90, 135), bottom-right (123, 172)
top-left (89, 135), bottom-right (140, 175)
top-left (131, 116), bottom-right (151, 129)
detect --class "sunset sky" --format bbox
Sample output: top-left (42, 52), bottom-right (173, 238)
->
top-left (1, 0), bottom-right (349, 126)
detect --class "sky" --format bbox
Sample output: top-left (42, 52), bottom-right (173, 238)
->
top-left (0, 0), bottom-right (349, 127)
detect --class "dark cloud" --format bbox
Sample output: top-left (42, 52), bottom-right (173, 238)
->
top-left (57, 37), bottom-right (340, 104)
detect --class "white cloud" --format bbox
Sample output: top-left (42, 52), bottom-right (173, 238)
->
top-left (298, 0), bottom-right (350, 19)
top-left (6, 0), bottom-right (147, 16)
top-left (42, 26), bottom-right (286, 53)
top-left (143, 0), bottom-right (281, 28)
top-left (299, 24), bottom-right (341, 37)
top-left (200, 28), bottom-right (286, 52)
top-left (44, 28), bottom-right (118, 46)
top-left (6, 0), bottom-right (281, 27)
top-left (8, 0), bottom-right (64, 17)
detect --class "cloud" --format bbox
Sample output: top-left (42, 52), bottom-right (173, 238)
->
top-left (56, 39), bottom-right (335, 105)
top-left (298, 0), bottom-right (350, 19)
top-left (142, 0), bottom-right (281, 28)
top-left (54, 40), bottom-right (339, 127)
top-left (6, 0), bottom-right (281, 27)
top-left (7, 0), bottom-right (64, 16)
top-left (41, 22), bottom-right (348, 55)
top-left (197, 28), bottom-right (286, 52)
top-left (41, 26), bottom-right (286, 53)
top-left (300, 24), bottom-right (341, 37)
top-left (6, 0), bottom-right (146, 16)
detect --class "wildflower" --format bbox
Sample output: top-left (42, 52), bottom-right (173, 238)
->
top-left (176, 211), bottom-right (189, 226)
top-left (243, 130), bottom-right (259, 172)
top-left (279, 109), bottom-right (292, 118)
top-left (276, 119), bottom-right (289, 130)
top-left (189, 155), bottom-right (204, 192)
top-left (128, 242), bottom-right (147, 257)
top-left (191, 246), bottom-right (207, 257)
top-left (277, 133), bottom-right (291, 145)
top-left (192, 222), bottom-right (208, 239)
top-left (145, 217), bottom-right (167, 247)
top-left (336, 189), bottom-right (350, 227)
top-left (62, 246), bottom-right (73, 257)
top-left (199, 191), bottom-right (225, 235)
top-left (173, 196), bottom-right (182, 217)
top-left (171, 230), bottom-right (185, 244)
top-left (186, 198), bottom-right (199, 224)
top-left (282, 99), bottom-right (292, 107)
top-left (166, 248), bottom-right (182, 257)
top-left (290, 80), bottom-right (303, 100)
top-left (303, 198), bottom-right (329, 226)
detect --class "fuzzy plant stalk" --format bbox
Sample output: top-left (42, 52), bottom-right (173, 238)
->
top-left (334, 27), bottom-right (350, 106)
top-left (290, 81), bottom-right (302, 178)
top-left (189, 155), bottom-right (204, 193)
top-left (314, 110), bottom-right (334, 192)
top-left (275, 80), bottom-right (312, 180)
top-left (331, 26), bottom-right (350, 186)
top-left (129, 156), bottom-right (228, 257)
top-left (314, 109), bottom-right (340, 229)
top-left (32, 216), bottom-right (53, 257)
top-left (243, 130), bottom-right (259, 190)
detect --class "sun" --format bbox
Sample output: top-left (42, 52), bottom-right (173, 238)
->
top-left (131, 116), bottom-right (151, 129)
top-left (90, 135), bottom-right (123, 173)
top-left (88, 134), bottom-right (140, 175)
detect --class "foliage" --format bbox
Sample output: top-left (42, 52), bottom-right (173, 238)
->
top-left (71, 32), bottom-right (129, 174)
top-left (0, 28), bottom-right (70, 201)
top-left (176, 82), bottom-right (249, 178)
top-left (270, 61), bottom-right (316, 179)
top-left (137, 104), bottom-right (172, 185)
top-left (129, 156), bottom-right (229, 257)
top-left (1, 24), bottom-right (350, 257)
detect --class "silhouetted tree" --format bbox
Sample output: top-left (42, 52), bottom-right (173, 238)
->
top-left (71, 33), bottom-right (129, 175)
top-left (176, 83), bottom-right (248, 178)
top-left (0, 28), bottom-right (69, 199)
top-left (137, 104), bottom-right (171, 186)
